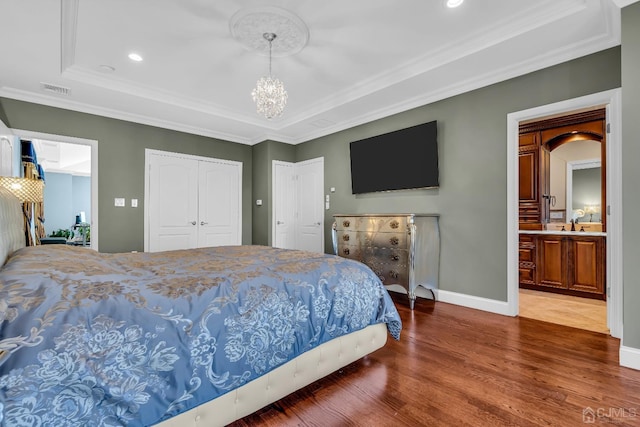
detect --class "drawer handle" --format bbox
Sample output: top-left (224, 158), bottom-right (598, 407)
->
top-left (343, 248), bottom-right (350, 255)
top-left (390, 220), bottom-right (399, 229)
top-left (342, 234), bottom-right (350, 241)
top-left (389, 270), bottom-right (399, 279)
top-left (390, 237), bottom-right (399, 245)
top-left (343, 220), bottom-right (350, 227)
top-left (391, 255), bottom-right (400, 261)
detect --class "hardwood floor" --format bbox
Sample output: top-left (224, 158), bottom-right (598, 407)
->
top-left (230, 293), bottom-right (640, 427)
top-left (519, 289), bottom-right (608, 334)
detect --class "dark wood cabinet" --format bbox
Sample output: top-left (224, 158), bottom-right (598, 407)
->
top-left (518, 132), bottom-right (550, 227)
top-left (538, 235), bottom-right (567, 289)
top-left (519, 233), bottom-right (605, 300)
top-left (567, 236), bottom-right (605, 296)
top-left (518, 133), bottom-right (541, 225)
top-left (518, 234), bottom-right (536, 287)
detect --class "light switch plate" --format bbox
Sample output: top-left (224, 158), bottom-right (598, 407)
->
top-left (131, 199), bottom-right (138, 208)
top-left (114, 198), bottom-right (125, 207)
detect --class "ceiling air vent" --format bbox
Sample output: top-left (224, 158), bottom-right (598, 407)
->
top-left (309, 119), bottom-right (335, 129)
top-left (40, 82), bottom-right (71, 96)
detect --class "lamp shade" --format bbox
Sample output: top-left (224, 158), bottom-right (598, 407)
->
top-left (0, 177), bottom-right (44, 203)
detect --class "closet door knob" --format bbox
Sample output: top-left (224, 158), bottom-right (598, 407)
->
top-left (200, 221), bottom-right (208, 226)
top-left (190, 221), bottom-right (196, 225)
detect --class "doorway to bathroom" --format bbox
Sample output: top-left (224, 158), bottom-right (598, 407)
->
top-left (506, 89), bottom-right (622, 338)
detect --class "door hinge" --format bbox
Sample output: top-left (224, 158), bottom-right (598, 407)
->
top-left (606, 123), bottom-right (611, 134)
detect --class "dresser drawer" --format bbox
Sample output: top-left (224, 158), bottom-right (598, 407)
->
top-left (364, 261), bottom-right (409, 287)
top-left (335, 216), bottom-right (409, 232)
top-left (364, 231), bottom-right (408, 248)
top-left (364, 247), bottom-right (409, 266)
top-left (335, 244), bottom-right (364, 261)
top-left (336, 230), bottom-right (408, 249)
top-left (519, 247), bottom-right (535, 262)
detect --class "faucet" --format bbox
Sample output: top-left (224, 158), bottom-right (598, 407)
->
top-left (570, 219), bottom-right (576, 231)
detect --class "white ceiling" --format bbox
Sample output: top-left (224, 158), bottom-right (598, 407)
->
top-left (0, 0), bottom-right (628, 146)
top-left (33, 139), bottom-right (91, 176)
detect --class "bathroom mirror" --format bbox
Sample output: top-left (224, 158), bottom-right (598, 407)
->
top-left (549, 139), bottom-right (602, 223)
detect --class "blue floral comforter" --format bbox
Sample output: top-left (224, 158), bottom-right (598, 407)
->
top-left (0, 245), bottom-right (401, 426)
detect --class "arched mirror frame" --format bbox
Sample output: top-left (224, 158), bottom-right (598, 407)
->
top-left (540, 114), bottom-right (607, 232)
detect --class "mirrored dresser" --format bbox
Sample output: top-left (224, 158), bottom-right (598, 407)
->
top-left (332, 214), bottom-right (440, 309)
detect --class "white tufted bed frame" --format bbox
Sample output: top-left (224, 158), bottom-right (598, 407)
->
top-left (157, 323), bottom-right (387, 426)
top-left (0, 186), bottom-right (389, 426)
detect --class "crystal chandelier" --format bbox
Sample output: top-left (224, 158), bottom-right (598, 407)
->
top-left (251, 33), bottom-right (288, 119)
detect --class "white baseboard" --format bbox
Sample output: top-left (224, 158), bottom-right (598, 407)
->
top-left (385, 286), bottom-right (512, 316)
top-left (620, 345), bottom-right (640, 371)
top-left (436, 290), bottom-right (513, 316)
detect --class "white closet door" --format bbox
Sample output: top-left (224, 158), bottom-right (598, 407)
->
top-left (198, 159), bottom-right (242, 247)
top-left (272, 161), bottom-right (296, 249)
top-left (148, 154), bottom-right (198, 252)
top-left (296, 158), bottom-right (324, 253)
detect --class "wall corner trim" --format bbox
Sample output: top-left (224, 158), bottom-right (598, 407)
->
top-left (620, 345), bottom-right (640, 371)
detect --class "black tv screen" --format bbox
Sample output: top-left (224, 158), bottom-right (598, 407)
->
top-left (350, 120), bottom-right (439, 194)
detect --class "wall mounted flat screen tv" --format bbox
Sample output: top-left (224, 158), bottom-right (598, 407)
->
top-left (350, 120), bottom-right (438, 194)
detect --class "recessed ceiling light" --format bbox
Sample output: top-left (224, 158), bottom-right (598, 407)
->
top-left (128, 52), bottom-right (143, 62)
top-left (447, 0), bottom-right (464, 8)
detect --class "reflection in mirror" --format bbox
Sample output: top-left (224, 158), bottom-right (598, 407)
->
top-left (549, 139), bottom-right (601, 223)
top-left (570, 163), bottom-right (601, 222)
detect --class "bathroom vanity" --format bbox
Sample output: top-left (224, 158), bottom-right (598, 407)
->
top-left (519, 229), bottom-right (606, 300)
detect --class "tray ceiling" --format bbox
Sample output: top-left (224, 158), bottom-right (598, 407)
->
top-left (0, 0), bottom-right (624, 145)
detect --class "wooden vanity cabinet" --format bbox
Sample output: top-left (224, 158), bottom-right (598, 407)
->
top-left (567, 235), bottom-right (605, 296)
top-left (518, 132), bottom-right (542, 225)
top-left (518, 234), bottom-right (536, 286)
top-left (520, 233), bottom-right (606, 300)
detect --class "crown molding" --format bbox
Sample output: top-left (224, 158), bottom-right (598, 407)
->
top-left (288, 22), bottom-right (620, 145)
top-left (611, 0), bottom-right (639, 8)
top-left (0, 87), bottom-right (255, 145)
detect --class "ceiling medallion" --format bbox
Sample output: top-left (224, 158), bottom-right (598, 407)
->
top-left (231, 7), bottom-right (309, 119)
top-left (230, 7), bottom-right (309, 57)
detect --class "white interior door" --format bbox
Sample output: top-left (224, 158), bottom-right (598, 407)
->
top-left (296, 158), bottom-right (324, 253)
top-left (272, 158), bottom-right (324, 253)
top-left (273, 161), bottom-right (296, 249)
top-left (148, 153), bottom-right (198, 252)
top-left (198, 159), bottom-right (242, 247)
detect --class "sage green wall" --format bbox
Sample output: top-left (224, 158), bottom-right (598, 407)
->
top-left (622, 3), bottom-right (640, 350)
top-left (0, 98), bottom-right (253, 253)
top-left (295, 47), bottom-right (621, 301)
top-left (251, 140), bottom-right (295, 246)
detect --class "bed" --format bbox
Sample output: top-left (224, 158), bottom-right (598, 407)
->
top-left (0, 186), bottom-right (402, 426)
